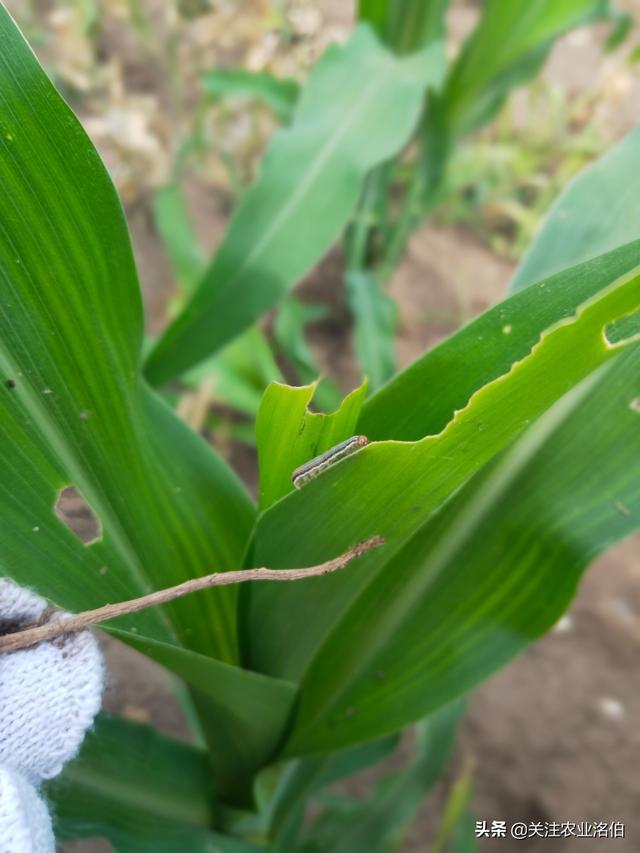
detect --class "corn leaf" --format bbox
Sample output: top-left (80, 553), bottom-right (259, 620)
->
top-left (285, 358), bottom-right (640, 752)
top-left (256, 381), bottom-right (367, 511)
top-left (360, 241), bottom-right (640, 440)
top-left (153, 182), bottom-right (282, 417)
top-left (108, 628), bottom-right (297, 801)
top-left (243, 247), bottom-right (640, 689)
top-left (202, 69), bottom-right (300, 123)
top-left (358, 0), bottom-right (448, 55)
top-left (442, 0), bottom-right (610, 136)
top-left (48, 715), bottom-right (262, 851)
top-left (298, 700), bottom-right (463, 853)
top-left (145, 24), bottom-right (445, 384)
top-left (0, 1), bottom-right (255, 657)
top-left (272, 295), bottom-right (342, 413)
top-left (346, 269), bottom-right (398, 391)
top-left (264, 734), bottom-right (399, 849)
top-left (431, 766), bottom-right (476, 853)
top-left (153, 183), bottom-right (207, 295)
top-left (419, 0), bottom-right (611, 200)
top-left (48, 715), bottom-right (216, 847)
top-left (511, 125), bottom-right (640, 291)
top-left (264, 138), bottom-right (640, 754)
top-left (0, 4), bottom-right (291, 800)
top-left (182, 327), bottom-right (284, 419)
top-left (271, 134), bottom-right (640, 754)
top-left (357, 0), bottom-right (388, 30)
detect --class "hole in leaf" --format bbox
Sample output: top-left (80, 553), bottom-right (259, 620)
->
top-left (604, 309), bottom-right (640, 347)
top-left (54, 486), bottom-right (102, 544)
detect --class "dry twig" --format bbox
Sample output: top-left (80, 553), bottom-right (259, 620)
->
top-left (0, 536), bottom-right (384, 653)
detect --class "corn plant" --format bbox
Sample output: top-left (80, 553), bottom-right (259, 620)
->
top-left (152, 0), bottom-right (627, 403)
top-left (1, 1), bottom-right (639, 850)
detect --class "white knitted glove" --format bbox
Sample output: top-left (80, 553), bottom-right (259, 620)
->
top-left (0, 579), bottom-right (103, 853)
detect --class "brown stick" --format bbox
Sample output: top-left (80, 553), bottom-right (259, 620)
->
top-left (0, 536), bottom-right (384, 654)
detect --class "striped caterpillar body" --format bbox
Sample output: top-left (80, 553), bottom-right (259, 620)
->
top-left (292, 435), bottom-right (369, 488)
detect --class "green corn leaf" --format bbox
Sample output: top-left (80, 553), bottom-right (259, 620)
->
top-left (0, 1), bottom-right (255, 659)
top-left (242, 248), bottom-right (640, 688)
top-left (269, 132), bottom-right (640, 754)
top-left (152, 182), bottom-right (283, 418)
top-left (299, 700), bottom-right (463, 853)
top-left (270, 135), bottom-right (640, 754)
top-left (357, 0), bottom-right (388, 31)
top-left (48, 714), bottom-right (218, 848)
top-left (183, 327), bottom-right (284, 419)
top-left (108, 628), bottom-right (297, 803)
top-left (432, 765), bottom-right (476, 853)
top-left (604, 11), bottom-right (633, 52)
top-left (358, 0), bottom-right (448, 56)
top-left (256, 381), bottom-right (367, 511)
top-left (417, 0), bottom-right (611, 202)
top-left (272, 295), bottom-right (342, 413)
top-left (264, 734), bottom-right (399, 849)
top-left (346, 269), bottom-right (398, 392)
top-left (0, 3), bottom-right (293, 800)
top-left (285, 347), bottom-right (640, 753)
top-left (442, 0), bottom-right (610, 136)
top-left (153, 183), bottom-right (207, 295)
top-left (202, 68), bottom-right (300, 123)
top-left (386, 0), bottom-right (448, 56)
top-left (48, 714), bottom-right (265, 850)
top-left (145, 24), bottom-right (445, 384)
top-left (511, 126), bottom-right (640, 291)
top-left (360, 240), bottom-right (640, 440)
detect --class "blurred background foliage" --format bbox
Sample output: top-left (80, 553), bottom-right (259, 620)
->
top-left (8, 1), bottom-right (639, 420)
top-left (10, 0), bottom-right (638, 249)
top-left (9, 2), bottom-right (638, 400)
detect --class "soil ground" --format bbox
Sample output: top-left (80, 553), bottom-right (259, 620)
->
top-left (6, 1), bottom-right (638, 851)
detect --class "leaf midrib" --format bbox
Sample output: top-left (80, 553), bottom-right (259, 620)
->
top-left (180, 50), bottom-right (395, 319)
